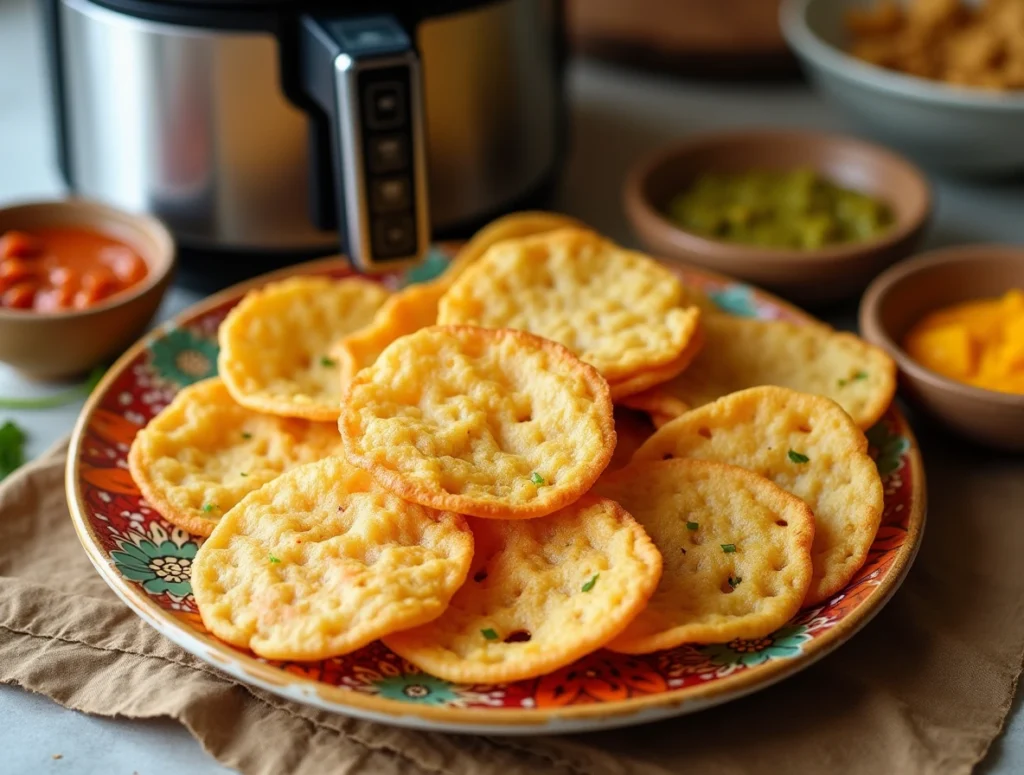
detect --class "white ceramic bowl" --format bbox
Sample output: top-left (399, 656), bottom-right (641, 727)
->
top-left (780, 0), bottom-right (1024, 175)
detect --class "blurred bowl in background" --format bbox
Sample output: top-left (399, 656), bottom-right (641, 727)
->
top-left (781, 0), bottom-right (1024, 176)
top-left (860, 245), bottom-right (1024, 451)
top-left (567, 0), bottom-right (797, 79)
top-left (0, 200), bottom-right (175, 380)
top-left (623, 129), bottom-right (931, 304)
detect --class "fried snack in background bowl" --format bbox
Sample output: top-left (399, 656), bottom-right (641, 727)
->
top-left (847, 0), bottom-right (1024, 89)
top-left (621, 315), bottom-right (896, 429)
top-left (633, 386), bottom-right (884, 605)
top-left (334, 211), bottom-right (583, 386)
top-left (340, 325), bottom-right (616, 519)
top-left (596, 459), bottom-right (814, 653)
top-left (437, 227), bottom-right (702, 390)
top-left (127, 378), bottom-right (343, 536)
top-left (218, 276), bottom-right (389, 421)
top-left (383, 497), bottom-right (662, 683)
top-left (191, 457), bottom-right (474, 661)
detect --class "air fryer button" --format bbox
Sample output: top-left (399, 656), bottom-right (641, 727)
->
top-left (371, 177), bottom-right (411, 213)
top-left (365, 82), bottom-right (405, 130)
top-left (369, 135), bottom-right (407, 173)
top-left (373, 214), bottom-right (416, 259)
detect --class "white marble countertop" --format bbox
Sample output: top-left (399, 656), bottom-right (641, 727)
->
top-left (1, 0), bottom-right (1022, 772)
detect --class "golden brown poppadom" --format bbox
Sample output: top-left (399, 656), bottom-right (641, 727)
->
top-left (632, 386), bottom-right (883, 605)
top-left (437, 227), bottom-right (701, 383)
top-left (596, 459), bottom-right (814, 652)
top-left (334, 211), bottom-right (583, 386)
top-left (191, 457), bottom-right (473, 661)
top-left (607, 324), bottom-right (706, 401)
top-left (218, 276), bottom-right (389, 421)
top-left (383, 497), bottom-right (662, 683)
top-left (340, 325), bottom-right (616, 519)
top-left (622, 315), bottom-right (896, 429)
top-left (128, 378), bottom-right (342, 536)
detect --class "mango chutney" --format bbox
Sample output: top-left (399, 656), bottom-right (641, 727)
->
top-left (903, 290), bottom-right (1024, 395)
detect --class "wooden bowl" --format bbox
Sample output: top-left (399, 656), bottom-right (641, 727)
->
top-left (0, 200), bottom-right (175, 380)
top-left (567, 0), bottom-right (796, 79)
top-left (859, 245), bottom-right (1024, 451)
top-left (623, 130), bottom-right (932, 304)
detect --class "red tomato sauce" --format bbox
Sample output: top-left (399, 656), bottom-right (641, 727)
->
top-left (0, 228), bottom-right (148, 312)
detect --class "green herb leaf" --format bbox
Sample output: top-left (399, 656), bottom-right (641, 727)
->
top-left (721, 543), bottom-right (737, 553)
top-left (866, 421), bottom-right (909, 477)
top-left (241, 432), bottom-right (253, 440)
top-left (530, 472), bottom-right (545, 485)
top-left (582, 573), bottom-right (599, 592)
top-left (320, 356), bottom-right (336, 367)
top-left (0, 420), bottom-right (26, 480)
top-left (269, 554), bottom-right (281, 564)
top-left (788, 449), bottom-right (810, 464)
top-left (202, 503), bottom-right (216, 513)
top-left (240, 472), bottom-right (248, 477)
top-left (728, 576), bottom-right (742, 588)
top-left (686, 521), bottom-right (699, 531)
top-left (0, 365), bottom-right (106, 410)
top-left (838, 371), bottom-right (868, 388)
top-left (481, 628), bottom-right (499, 640)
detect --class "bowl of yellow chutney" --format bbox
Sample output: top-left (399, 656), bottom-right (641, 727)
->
top-left (624, 129), bottom-right (932, 304)
top-left (860, 245), bottom-right (1024, 450)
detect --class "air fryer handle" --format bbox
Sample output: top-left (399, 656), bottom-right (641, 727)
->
top-left (300, 15), bottom-right (429, 273)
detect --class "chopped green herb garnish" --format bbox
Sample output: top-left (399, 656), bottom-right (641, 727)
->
top-left (269, 555), bottom-right (281, 564)
top-left (582, 574), bottom-right (599, 592)
top-left (0, 420), bottom-right (26, 480)
top-left (320, 356), bottom-right (336, 367)
top-left (240, 472), bottom-right (248, 478)
top-left (787, 450), bottom-right (810, 464)
top-left (202, 503), bottom-right (216, 513)
top-left (721, 543), bottom-right (737, 553)
top-left (838, 371), bottom-right (868, 387)
top-left (241, 432), bottom-right (253, 440)
top-left (728, 576), bottom-right (742, 588)
top-left (0, 365), bottom-right (106, 410)
top-left (686, 521), bottom-right (699, 531)
top-left (481, 628), bottom-right (499, 640)
top-left (530, 472), bottom-right (545, 485)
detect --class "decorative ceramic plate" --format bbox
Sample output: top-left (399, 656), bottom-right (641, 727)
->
top-left (67, 250), bottom-right (926, 734)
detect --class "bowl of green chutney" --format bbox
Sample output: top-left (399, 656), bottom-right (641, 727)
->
top-left (624, 129), bottom-right (932, 304)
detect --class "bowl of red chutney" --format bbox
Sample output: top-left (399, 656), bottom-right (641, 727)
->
top-left (0, 199), bottom-right (175, 379)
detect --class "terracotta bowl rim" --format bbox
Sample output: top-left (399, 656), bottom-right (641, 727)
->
top-left (0, 198), bottom-right (176, 322)
top-left (859, 244), bottom-right (1024, 408)
top-left (623, 128), bottom-right (933, 265)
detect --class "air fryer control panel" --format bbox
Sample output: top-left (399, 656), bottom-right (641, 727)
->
top-left (303, 14), bottom-right (429, 272)
top-left (357, 65), bottom-right (418, 259)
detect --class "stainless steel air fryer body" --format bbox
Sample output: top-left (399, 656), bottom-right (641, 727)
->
top-left (46, 0), bottom-right (564, 263)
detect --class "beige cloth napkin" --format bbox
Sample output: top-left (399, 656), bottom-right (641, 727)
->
top-left (2, 428), bottom-right (1023, 775)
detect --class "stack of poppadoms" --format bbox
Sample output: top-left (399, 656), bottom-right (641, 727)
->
top-left (128, 212), bottom-right (897, 683)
